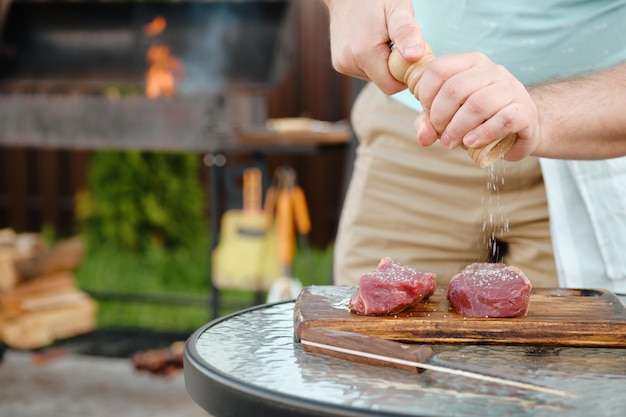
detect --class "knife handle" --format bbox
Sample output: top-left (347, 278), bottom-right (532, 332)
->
top-left (300, 328), bottom-right (432, 374)
top-left (387, 43), bottom-right (517, 168)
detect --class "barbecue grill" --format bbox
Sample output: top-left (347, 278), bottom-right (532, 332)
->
top-left (0, 0), bottom-right (295, 151)
top-left (0, 0), bottom-right (351, 266)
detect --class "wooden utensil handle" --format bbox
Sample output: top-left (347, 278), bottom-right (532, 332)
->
top-left (243, 167), bottom-right (262, 213)
top-left (276, 188), bottom-right (295, 265)
top-left (300, 328), bottom-right (433, 373)
top-left (388, 43), bottom-right (517, 168)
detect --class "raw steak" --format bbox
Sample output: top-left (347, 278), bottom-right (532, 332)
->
top-left (349, 257), bottom-right (437, 315)
top-left (447, 263), bottom-right (532, 318)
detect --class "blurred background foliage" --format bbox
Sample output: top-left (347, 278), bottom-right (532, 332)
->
top-left (72, 150), bottom-right (332, 332)
top-left (75, 150), bottom-right (206, 253)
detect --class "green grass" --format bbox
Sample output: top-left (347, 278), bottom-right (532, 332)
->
top-left (75, 240), bottom-right (333, 332)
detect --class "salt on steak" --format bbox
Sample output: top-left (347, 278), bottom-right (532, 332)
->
top-left (349, 257), bottom-right (437, 315)
top-left (447, 263), bottom-right (532, 318)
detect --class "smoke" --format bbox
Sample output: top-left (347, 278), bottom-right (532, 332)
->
top-left (175, 2), bottom-right (290, 96)
top-left (176, 6), bottom-right (232, 95)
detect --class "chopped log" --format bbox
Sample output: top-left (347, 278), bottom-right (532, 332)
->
top-left (13, 237), bottom-right (85, 281)
top-left (0, 296), bottom-right (97, 350)
top-left (2, 271), bottom-right (76, 296)
top-left (0, 248), bottom-right (19, 292)
top-left (0, 272), bottom-right (78, 318)
top-left (1, 288), bottom-right (88, 319)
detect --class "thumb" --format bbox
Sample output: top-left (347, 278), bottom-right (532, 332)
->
top-left (386, 4), bottom-right (424, 62)
top-left (416, 112), bottom-right (439, 147)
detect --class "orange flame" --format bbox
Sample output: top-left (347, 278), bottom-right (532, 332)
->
top-left (144, 16), bottom-right (167, 37)
top-left (144, 16), bottom-right (184, 99)
top-left (145, 44), bottom-right (185, 98)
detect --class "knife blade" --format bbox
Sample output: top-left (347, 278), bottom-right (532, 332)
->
top-left (299, 328), bottom-right (575, 398)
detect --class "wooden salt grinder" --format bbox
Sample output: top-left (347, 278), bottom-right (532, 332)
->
top-left (387, 43), bottom-right (518, 168)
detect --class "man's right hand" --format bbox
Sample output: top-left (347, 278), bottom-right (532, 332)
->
top-left (322, 0), bottom-right (425, 95)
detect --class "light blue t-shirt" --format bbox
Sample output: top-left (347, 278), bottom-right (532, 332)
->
top-left (394, 0), bottom-right (626, 111)
top-left (391, 1), bottom-right (626, 291)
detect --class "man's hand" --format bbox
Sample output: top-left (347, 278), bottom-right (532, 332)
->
top-left (414, 52), bottom-right (540, 162)
top-left (323, 0), bottom-right (425, 94)
top-left (323, 1), bottom-right (626, 162)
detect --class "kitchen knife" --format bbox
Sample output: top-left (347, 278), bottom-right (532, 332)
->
top-left (300, 328), bottom-right (575, 398)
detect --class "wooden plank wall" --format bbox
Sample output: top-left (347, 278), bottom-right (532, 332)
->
top-left (0, 1), bottom-right (356, 247)
top-left (0, 148), bottom-right (91, 235)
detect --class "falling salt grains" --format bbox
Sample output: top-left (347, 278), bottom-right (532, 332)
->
top-left (479, 160), bottom-right (510, 261)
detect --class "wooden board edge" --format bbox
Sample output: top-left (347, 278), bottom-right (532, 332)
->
top-left (293, 289), bottom-right (306, 342)
top-left (295, 318), bottom-right (626, 347)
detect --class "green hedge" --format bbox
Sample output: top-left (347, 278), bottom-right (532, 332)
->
top-left (76, 150), bottom-right (206, 253)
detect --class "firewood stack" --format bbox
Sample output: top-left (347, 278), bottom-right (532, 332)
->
top-left (0, 229), bottom-right (97, 350)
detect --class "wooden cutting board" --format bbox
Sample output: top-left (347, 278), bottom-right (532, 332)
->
top-left (294, 286), bottom-right (626, 347)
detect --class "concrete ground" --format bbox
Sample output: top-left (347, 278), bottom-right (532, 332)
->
top-left (0, 349), bottom-right (211, 417)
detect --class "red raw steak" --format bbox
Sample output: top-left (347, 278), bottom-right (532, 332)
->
top-left (349, 257), bottom-right (437, 315)
top-left (447, 263), bottom-right (532, 318)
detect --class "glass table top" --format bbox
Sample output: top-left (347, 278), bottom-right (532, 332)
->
top-left (185, 301), bottom-right (626, 417)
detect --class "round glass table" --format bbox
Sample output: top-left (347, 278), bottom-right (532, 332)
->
top-left (184, 300), bottom-right (626, 417)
